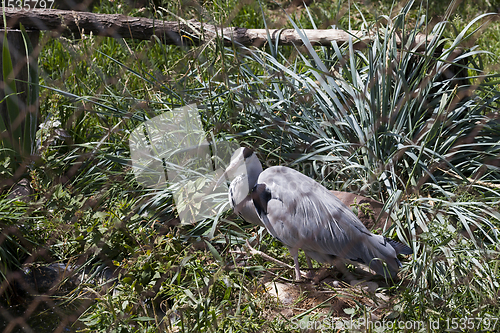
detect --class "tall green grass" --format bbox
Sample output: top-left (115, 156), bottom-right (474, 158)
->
top-left (65, 0), bottom-right (500, 330)
top-left (0, 25), bottom-right (39, 178)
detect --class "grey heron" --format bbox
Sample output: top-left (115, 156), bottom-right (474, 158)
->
top-left (217, 147), bottom-right (412, 281)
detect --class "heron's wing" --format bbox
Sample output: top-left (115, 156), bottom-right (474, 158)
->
top-left (252, 166), bottom-right (403, 276)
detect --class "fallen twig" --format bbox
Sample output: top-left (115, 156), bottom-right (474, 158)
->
top-left (244, 240), bottom-right (309, 280)
top-left (438, 167), bottom-right (500, 189)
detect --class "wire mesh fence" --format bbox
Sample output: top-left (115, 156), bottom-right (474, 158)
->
top-left (1, 0), bottom-right (500, 332)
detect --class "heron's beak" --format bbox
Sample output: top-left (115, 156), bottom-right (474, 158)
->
top-left (214, 152), bottom-right (244, 189)
top-left (215, 170), bottom-right (229, 188)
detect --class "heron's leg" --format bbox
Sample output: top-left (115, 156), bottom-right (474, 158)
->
top-left (305, 254), bottom-right (315, 279)
top-left (288, 247), bottom-right (302, 282)
top-left (306, 255), bottom-right (313, 270)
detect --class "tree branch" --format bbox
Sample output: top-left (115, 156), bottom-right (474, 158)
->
top-left (2, 9), bottom-right (430, 49)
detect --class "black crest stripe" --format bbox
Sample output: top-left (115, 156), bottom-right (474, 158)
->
top-left (251, 184), bottom-right (271, 215)
top-left (242, 147), bottom-right (253, 158)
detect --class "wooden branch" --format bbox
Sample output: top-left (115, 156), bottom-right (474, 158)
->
top-left (438, 167), bottom-right (500, 189)
top-left (244, 240), bottom-right (309, 279)
top-left (1, 9), bottom-right (430, 49)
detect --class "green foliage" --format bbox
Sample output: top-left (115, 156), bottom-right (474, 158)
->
top-left (78, 232), bottom-right (265, 332)
top-left (0, 197), bottom-right (34, 302)
top-left (2, 30), bottom-right (20, 153)
top-left (0, 26), bottom-right (39, 175)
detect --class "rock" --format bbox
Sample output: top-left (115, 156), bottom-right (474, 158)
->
top-left (20, 262), bottom-right (117, 295)
top-left (280, 308), bottom-right (294, 318)
top-left (264, 282), bottom-right (299, 305)
top-left (375, 292), bottom-right (390, 302)
top-left (331, 191), bottom-right (392, 232)
top-left (321, 278), bottom-right (341, 288)
top-left (21, 263), bottom-right (77, 293)
top-left (7, 178), bottom-right (32, 203)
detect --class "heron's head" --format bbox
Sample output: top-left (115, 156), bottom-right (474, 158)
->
top-left (215, 147), bottom-right (262, 187)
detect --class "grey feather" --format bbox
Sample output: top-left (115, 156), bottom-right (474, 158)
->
top-left (254, 166), bottom-right (406, 278)
top-left (220, 147), bottom-right (412, 280)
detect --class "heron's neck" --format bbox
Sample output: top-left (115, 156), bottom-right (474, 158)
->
top-left (246, 158), bottom-right (263, 188)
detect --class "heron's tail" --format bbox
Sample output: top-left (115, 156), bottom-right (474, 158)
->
top-left (386, 238), bottom-right (413, 255)
top-left (366, 236), bottom-right (412, 279)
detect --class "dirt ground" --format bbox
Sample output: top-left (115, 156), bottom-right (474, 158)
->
top-left (257, 266), bottom-right (400, 332)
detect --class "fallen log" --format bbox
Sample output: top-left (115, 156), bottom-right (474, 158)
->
top-left (2, 8), bottom-right (430, 48)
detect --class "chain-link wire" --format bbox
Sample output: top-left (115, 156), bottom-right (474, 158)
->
top-left (1, 0), bottom-right (500, 332)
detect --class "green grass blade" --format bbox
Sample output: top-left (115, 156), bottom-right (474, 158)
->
top-left (20, 24), bottom-right (38, 156)
top-left (1, 30), bottom-right (20, 162)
